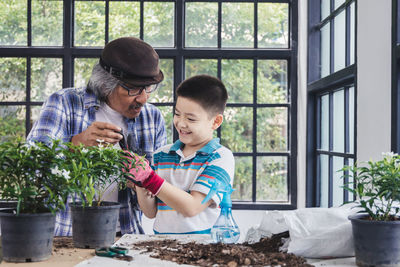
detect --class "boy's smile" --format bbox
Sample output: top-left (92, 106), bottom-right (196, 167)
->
top-left (174, 96), bottom-right (223, 156)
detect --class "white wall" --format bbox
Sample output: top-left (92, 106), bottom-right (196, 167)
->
top-left (297, 0), bottom-right (308, 209)
top-left (357, 0), bottom-right (392, 162)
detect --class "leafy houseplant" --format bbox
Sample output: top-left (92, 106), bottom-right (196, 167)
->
top-left (60, 141), bottom-right (143, 248)
top-left (0, 139), bottom-right (73, 262)
top-left (342, 152), bottom-right (400, 267)
top-left (61, 141), bottom-right (140, 206)
top-left (0, 139), bottom-right (72, 214)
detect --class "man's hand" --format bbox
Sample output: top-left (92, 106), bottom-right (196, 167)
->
top-left (123, 151), bottom-right (165, 195)
top-left (71, 121), bottom-right (123, 147)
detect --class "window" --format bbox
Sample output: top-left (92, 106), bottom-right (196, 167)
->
top-left (0, 0), bottom-right (297, 209)
top-left (307, 0), bottom-right (356, 207)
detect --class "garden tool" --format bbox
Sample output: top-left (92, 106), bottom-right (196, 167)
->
top-left (95, 246), bottom-right (133, 262)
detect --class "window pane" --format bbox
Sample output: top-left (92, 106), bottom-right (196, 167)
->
top-left (258, 3), bottom-right (289, 48)
top-left (0, 106), bottom-right (25, 142)
top-left (319, 154), bottom-right (329, 208)
top-left (144, 2), bottom-right (174, 47)
top-left (0, 0), bottom-right (27, 45)
top-left (320, 94), bottom-right (329, 150)
top-left (321, 23), bottom-right (330, 78)
top-left (74, 58), bottom-right (99, 88)
top-left (231, 156), bottom-right (252, 201)
top-left (350, 2), bottom-right (355, 65)
top-left (74, 1), bottom-right (105, 47)
top-left (347, 158), bottom-right (354, 201)
top-left (257, 156), bottom-right (288, 201)
top-left (31, 58), bottom-right (62, 101)
top-left (349, 86), bottom-right (354, 153)
top-left (32, 0), bottom-right (63, 46)
top-left (0, 58), bottom-right (26, 101)
top-left (221, 107), bottom-right (252, 153)
top-left (321, 0), bottom-right (330, 21)
top-left (149, 59), bottom-right (174, 103)
top-left (109, 1), bottom-right (140, 41)
top-left (185, 59), bottom-right (218, 78)
top-left (221, 59), bottom-right (253, 103)
top-left (222, 3), bottom-right (254, 48)
top-left (257, 107), bottom-right (287, 152)
top-left (30, 105), bottom-right (42, 132)
top-left (332, 156), bottom-right (344, 207)
top-left (334, 0), bottom-right (345, 10)
top-left (185, 2), bottom-right (217, 48)
top-left (334, 11), bottom-right (346, 72)
top-left (257, 60), bottom-right (287, 103)
top-left (157, 106), bottom-right (173, 144)
top-left (333, 89), bottom-right (344, 152)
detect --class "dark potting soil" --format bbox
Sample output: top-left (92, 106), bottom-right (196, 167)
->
top-left (134, 232), bottom-right (314, 267)
top-left (52, 233), bottom-right (314, 266)
top-left (53, 237), bottom-right (75, 250)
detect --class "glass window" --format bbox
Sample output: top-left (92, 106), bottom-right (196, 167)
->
top-left (185, 2), bottom-right (218, 48)
top-left (0, 0), bottom-right (297, 210)
top-left (31, 58), bottom-right (63, 101)
top-left (109, 2), bottom-right (140, 41)
top-left (0, 0), bottom-right (27, 46)
top-left (144, 2), bottom-right (174, 47)
top-left (32, 0), bottom-right (63, 46)
top-left (74, 1), bottom-right (105, 47)
top-left (258, 3), bottom-right (289, 48)
top-left (0, 58), bottom-right (26, 102)
top-left (221, 3), bottom-right (254, 48)
top-left (308, 0), bottom-right (356, 208)
top-left (321, 23), bottom-right (330, 78)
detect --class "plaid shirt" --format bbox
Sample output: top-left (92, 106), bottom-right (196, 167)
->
top-left (27, 87), bottom-right (167, 236)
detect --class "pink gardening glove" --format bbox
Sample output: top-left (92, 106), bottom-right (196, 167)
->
top-left (123, 151), bottom-right (165, 195)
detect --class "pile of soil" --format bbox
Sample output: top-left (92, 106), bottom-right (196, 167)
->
top-left (53, 237), bottom-right (75, 250)
top-left (134, 232), bottom-right (314, 267)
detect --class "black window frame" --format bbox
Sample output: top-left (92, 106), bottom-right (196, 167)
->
top-left (306, 0), bottom-right (357, 207)
top-left (0, 0), bottom-right (298, 210)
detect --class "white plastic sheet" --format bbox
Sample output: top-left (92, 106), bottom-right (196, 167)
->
top-left (245, 204), bottom-right (359, 258)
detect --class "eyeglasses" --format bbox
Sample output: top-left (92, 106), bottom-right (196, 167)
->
top-left (119, 82), bottom-right (159, 96)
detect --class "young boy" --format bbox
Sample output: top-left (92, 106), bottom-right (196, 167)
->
top-left (126, 74), bottom-right (234, 234)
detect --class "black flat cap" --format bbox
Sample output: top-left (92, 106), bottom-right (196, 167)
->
top-left (99, 37), bottom-right (164, 86)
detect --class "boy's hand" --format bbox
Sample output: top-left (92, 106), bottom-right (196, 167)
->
top-left (124, 152), bottom-right (153, 184)
top-left (123, 151), bottom-right (165, 195)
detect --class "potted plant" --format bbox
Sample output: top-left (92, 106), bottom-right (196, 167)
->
top-left (61, 141), bottom-right (143, 248)
top-left (342, 152), bottom-right (400, 267)
top-left (0, 139), bottom-right (73, 262)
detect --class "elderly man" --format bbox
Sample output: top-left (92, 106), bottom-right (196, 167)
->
top-left (27, 37), bottom-right (167, 236)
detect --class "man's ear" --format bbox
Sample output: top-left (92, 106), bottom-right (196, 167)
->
top-left (212, 114), bottom-right (224, 130)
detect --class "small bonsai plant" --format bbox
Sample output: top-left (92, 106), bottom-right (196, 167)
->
top-left (61, 141), bottom-right (144, 207)
top-left (0, 139), bottom-right (73, 215)
top-left (342, 152), bottom-right (400, 221)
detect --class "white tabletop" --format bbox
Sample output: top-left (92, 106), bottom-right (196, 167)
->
top-left (74, 234), bottom-right (356, 267)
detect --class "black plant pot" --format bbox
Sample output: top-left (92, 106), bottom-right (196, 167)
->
top-left (70, 201), bottom-right (121, 249)
top-left (0, 212), bottom-right (55, 262)
top-left (349, 213), bottom-right (400, 267)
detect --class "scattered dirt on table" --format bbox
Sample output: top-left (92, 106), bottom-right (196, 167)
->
top-left (134, 232), bottom-right (314, 267)
top-left (52, 237), bottom-right (75, 253)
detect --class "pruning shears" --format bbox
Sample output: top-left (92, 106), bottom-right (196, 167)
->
top-left (95, 246), bottom-right (133, 262)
